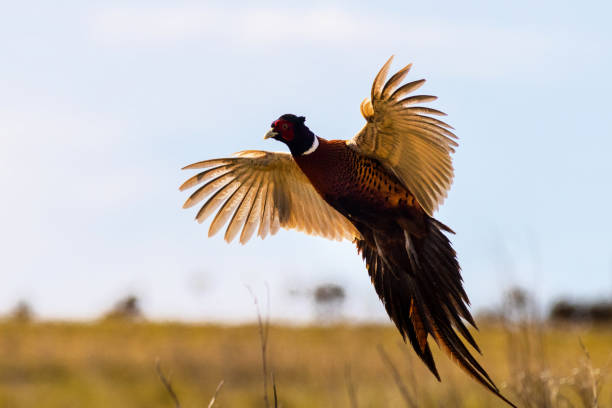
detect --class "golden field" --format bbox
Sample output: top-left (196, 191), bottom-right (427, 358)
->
top-left (0, 320), bottom-right (610, 407)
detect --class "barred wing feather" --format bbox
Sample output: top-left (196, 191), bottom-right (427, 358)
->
top-left (349, 56), bottom-right (458, 216)
top-left (180, 150), bottom-right (360, 244)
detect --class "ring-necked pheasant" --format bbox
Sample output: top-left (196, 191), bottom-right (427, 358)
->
top-left (180, 56), bottom-right (515, 407)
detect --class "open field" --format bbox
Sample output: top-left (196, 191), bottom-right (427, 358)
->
top-left (0, 320), bottom-right (610, 407)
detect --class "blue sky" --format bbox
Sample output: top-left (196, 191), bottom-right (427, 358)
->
top-left (1, 1), bottom-right (611, 322)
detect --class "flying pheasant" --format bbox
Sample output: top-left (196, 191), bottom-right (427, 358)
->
top-left (180, 57), bottom-right (515, 406)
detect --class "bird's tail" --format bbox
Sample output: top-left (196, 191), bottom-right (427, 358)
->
top-left (356, 217), bottom-right (516, 407)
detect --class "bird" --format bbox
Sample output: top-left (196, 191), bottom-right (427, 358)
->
top-left (180, 56), bottom-right (516, 407)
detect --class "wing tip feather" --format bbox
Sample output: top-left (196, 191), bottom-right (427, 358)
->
top-left (372, 56), bottom-right (395, 98)
top-left (182, 161), bottom-right (215, 170)
top-left (179, 181), bottom-right (193, 192)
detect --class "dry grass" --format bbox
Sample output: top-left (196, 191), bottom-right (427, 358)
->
top-left (0, 320), bottom-right (610, 407)
top-left (503, 322), bottom-right (611, 408)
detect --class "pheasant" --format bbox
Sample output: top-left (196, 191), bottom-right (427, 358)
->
top-left (180, 57), bottom-right (515, 407)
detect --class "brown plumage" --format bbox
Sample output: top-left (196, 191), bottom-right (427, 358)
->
top-left (180, 57), bottom-right (516, 407)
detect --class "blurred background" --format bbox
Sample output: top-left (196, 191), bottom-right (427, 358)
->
top-left (1, 1), bottom-right (612, 407)
top-left (2, 0), bottom-right (612, 323)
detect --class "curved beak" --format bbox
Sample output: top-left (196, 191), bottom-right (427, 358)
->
top-left (264, 128), bottom-right (278, 140)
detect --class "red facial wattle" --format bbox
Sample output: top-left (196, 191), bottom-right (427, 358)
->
top-left (273, 119), bottom-right (295, 142)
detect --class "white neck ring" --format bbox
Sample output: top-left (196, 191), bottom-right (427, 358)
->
top-left (302, 136), bottom-right (319, 155)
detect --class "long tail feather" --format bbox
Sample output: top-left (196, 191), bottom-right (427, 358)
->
top-left (356, 218), bottom-right (516, 407)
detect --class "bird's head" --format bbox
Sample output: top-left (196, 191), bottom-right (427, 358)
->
top-left (264, 114), bottom-right (317, 156)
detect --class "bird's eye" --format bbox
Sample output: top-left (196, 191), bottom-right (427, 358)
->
top-left (282, 124), bottom-right (288, 130)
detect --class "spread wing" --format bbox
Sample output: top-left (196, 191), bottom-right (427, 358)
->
top-left (348, 56), bottom-right (458, 216)
top-left (180, 150), bottom-right (360, 244)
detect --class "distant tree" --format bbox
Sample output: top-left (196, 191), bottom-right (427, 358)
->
top-left (549, 298), bottom-right (612, 323)
top-left (9, 300), bottom-right (34, 323)
top-left (102, 295), bottom-right (144, 322)
top-left (549, 300), bottom-right (584, 321)
top-left (313, 283), bottom-right (345, 323)
top-left (590, 301), bottom-right (612, 322)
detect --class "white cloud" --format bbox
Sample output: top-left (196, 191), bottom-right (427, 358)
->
top-left (239, 8), bottom-right (360, 44)
top-left (88, 5), bottom-right (595, 77)
top-left (90, 6), bottom-right (223, 45)
top-left (90, 6), bottom-right (363, 47)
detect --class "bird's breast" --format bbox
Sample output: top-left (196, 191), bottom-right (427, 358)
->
top-left (293, 139), bottom-right (423, 222)
top-left (293, 139), bottom-right (351, 197)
